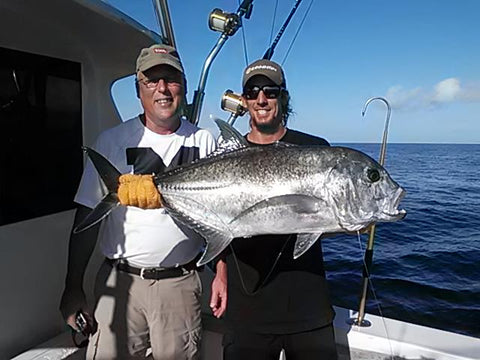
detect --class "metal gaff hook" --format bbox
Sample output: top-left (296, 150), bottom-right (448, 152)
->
top-left (362, 96), bottom-right (392, 166)
top-left (352, 96), bottom-right (392, 327)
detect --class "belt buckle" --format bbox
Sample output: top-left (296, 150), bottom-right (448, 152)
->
top-left (140, 267), bottom-right (163, 279)
top-left (140, 267), bottom-right (150, 280)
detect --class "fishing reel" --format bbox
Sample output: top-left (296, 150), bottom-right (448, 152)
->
top-left (209, 9), bottom-right (241, 36)
top-left (221, 90), bottom-right (247, 125)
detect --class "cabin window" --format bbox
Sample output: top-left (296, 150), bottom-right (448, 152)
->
top-left (111, 75), bottom-right (142, 121)
top-left (0, 47), bottom-right (82, 226)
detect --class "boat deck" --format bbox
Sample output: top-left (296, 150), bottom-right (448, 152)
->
top-left (11, 271), bottom-right (480, 360)
top-left (6, 332), bottom-right (398, 360)
top-left (10, 330), bottom-right (440, 360)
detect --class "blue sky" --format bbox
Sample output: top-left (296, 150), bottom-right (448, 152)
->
top-left (107, 0), bottom-right (480, 144)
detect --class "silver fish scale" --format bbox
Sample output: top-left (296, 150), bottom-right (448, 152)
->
top-left (159, 146), bottom-right (313, 210)
top-left (159, 145), bottom-right (344, 190)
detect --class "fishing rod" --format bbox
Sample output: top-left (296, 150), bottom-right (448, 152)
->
top-left (190, 0), bottom-right (254, 125)
top-left (351, 97), bottom-right (392, 327)
top-left (263, 0), bottom-right (303, 60)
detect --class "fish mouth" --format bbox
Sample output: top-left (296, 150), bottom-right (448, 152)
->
top-left (382, 208), bottom-right (406, 221)
top-left (381, 187), bottom-right (406, 221)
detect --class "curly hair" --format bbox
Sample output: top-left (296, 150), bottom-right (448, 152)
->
top-left (280, 89), bottom-right (293, 125)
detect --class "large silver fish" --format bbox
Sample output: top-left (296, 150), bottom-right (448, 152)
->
top-left (76, 120), bottom-right (406, 266)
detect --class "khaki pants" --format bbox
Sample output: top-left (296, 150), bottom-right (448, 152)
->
top-left (86, 260), bottom-right (202, 360)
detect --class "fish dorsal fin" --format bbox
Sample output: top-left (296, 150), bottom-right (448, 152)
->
top-left (213, 117), bottom-right (249, 153)
top-left (214, 118), bottom-right (248, 147)
top-left (293, 233), bottom-right (322, 259)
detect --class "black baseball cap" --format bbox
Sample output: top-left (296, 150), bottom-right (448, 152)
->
top-left (242, 59), bottom-right (286, 88)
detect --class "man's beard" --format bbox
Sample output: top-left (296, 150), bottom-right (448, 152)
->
top-left (255, 120), bottom-right (282, 134)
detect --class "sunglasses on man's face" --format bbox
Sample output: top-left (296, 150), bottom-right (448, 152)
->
top-left (243, 85), bottom-right (282, 100)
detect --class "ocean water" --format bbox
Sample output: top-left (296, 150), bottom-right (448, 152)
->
top-left (323, 143), bottom-right (480, 339)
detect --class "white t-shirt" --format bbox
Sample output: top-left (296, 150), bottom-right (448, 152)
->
top-left (75, 117), bottom-right (216, 267)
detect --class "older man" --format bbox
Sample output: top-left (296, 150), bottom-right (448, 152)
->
top-left (60, 44), bottom-right (218, 359)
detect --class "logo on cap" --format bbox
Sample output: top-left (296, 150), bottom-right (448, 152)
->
top-left (245, 65), bottom-right (278, 75)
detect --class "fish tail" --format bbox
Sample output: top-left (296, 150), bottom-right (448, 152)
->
top-left (73, 147), bottom-right (121, 233)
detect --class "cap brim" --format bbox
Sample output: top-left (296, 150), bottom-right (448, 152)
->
top-left (243, 72), bottom-right (283, 87)
top-left (137, 57), bottom-right (183, 74)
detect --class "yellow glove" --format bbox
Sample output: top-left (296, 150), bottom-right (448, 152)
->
top-left (117, 174), bottom-right (162, 209)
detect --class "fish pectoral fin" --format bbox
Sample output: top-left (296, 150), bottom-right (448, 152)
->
top-left (231, 194), bottom-right (323, 224)
top-left (293, 233), bottom-right (323, 259)
top-left (197, 233), bottom-right (233, 266)
top-left (164, 195), bottom-right (234, 240)
top-left (73, 193), bottom-right (119, 233)
top-left (162, 198), bottom-right (234, 266)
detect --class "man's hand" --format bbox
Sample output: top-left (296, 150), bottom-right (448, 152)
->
top-left (67, 310), bottom-right (97, 335)
top-left (60, 288), bottom-right (97, 333)
top-left (210, 259), bottom-right (227, 318)
top-left (118, 174), bottom-right (162, 209)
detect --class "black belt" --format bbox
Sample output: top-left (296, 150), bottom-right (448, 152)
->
top-left (107, 258), bottom-right (198, 280)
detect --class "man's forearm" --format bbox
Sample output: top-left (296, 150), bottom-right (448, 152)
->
top-left (64, 205), bottom-right (100, 289)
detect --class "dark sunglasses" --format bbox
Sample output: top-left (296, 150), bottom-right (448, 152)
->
top-left (243, 85), bottom-right (283, 100)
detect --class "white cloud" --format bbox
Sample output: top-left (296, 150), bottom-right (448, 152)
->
top-left (432, 78), bottom-right (460, 103)
top-left (460, 82), bottom-right (480, 102)
top-left (385, 85), bottom-right (424, 110)
top-left (384, 77), bottom-right (480, 111)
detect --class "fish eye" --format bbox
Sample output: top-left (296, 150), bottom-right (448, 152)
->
top-left (367, 168), bottom-right (381, 183)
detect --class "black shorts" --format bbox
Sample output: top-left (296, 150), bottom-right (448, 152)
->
top-left (223, 324), bottom-right (338, 360)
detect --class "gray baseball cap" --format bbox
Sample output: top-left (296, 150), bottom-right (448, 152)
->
top-left (242, 59), bottom-right (286, 88)
top-left (136, 44), bottom-right (184, 74)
